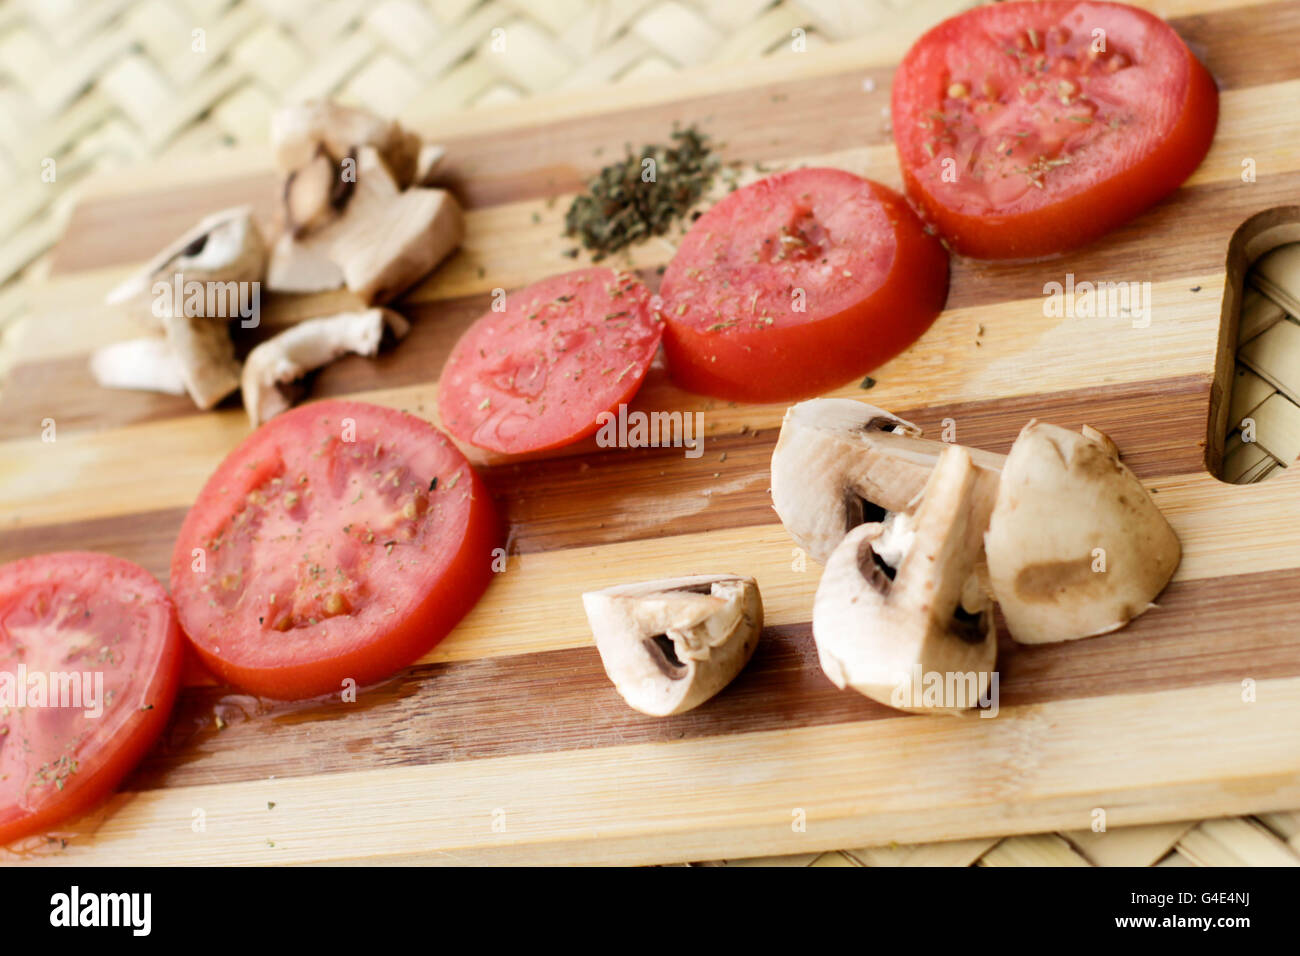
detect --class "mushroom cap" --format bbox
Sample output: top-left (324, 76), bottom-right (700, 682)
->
top-left (582, 574), bottom-right (762, 717)
top-left (105, 207), bottom-right (266, 316)
top-left (812, 445), bottom-right (998, 714)
top-left (771, 398), bottom-right (1004, 563)
top-left (984, 420), bottom-right (1182, 644)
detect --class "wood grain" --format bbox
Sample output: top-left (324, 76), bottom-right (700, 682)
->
top-left (119, 564), bottom-right (1300, 792)
top-left (4, 0), bottom-right (1300, 865)
top-left (10, 676), bottom-right (1300, 865)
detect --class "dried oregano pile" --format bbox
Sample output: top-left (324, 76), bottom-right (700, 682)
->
top-left (564, 126), bottom-right (718, 261)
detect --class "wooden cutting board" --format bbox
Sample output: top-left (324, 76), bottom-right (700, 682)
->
top-left (4, 0), bottom-right (1300, 865)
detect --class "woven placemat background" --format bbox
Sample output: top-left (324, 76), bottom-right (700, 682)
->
top-left (1, 0), bottom-right (1298, 866)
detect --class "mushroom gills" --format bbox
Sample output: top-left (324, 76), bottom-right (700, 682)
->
top-left (581, 574), bottom-right (763, 717)
top-left (644, 634), bottom-right (688, 679)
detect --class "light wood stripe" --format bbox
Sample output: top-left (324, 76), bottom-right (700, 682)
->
top-left (4, 447), bottom-right (1300, 675)
top-left (8, 675), bottom-right (1300, 866)
top-left (0, 272), bottom-right (1225, 520)
top-left (0, 373), bottom-right (1214, 568)
top-left (355, 468), bottom-right (1300, 665)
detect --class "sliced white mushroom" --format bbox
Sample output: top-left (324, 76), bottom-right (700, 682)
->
top-left (271, 100), bottom-right (420, 188)
top-left (265, 231), bottom-right (346, 294)
top-left (161, 312), bottom-right (241, 409)
top-left (265, 145), bottom-right (398, 294)
top-left (582, 574), bottom-right (763, 717)
top-left (89, 338), bottom-right (187, 396)
top-left (771, 398), bottom-right (1005, 562)
top-left (329, 185), bottom-right (464, 304)
top-left (105, 207), bottom-right (266, 314)
top-left (813, 445), bottom-right (998, 714)
top-left (241, 308), bottom-right (410, 426)
top-left (984, 420), bottom-right (1182, 644)
top-left (266, 146), bottom-right (461, 303)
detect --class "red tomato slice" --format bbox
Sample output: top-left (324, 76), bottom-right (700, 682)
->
top-left (891, 0), bottom-right (1218, 258)
top-left (438, 268), bottom-right (663, 455)
top-left (170, 400), bottom-right (499, 700)
top-left (659, 168), bottom-right (949, 403)
top-left (0, 552), bottom-right (182, 845)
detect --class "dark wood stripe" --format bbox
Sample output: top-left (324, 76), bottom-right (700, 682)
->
top-left (1173, 1), bottom-right (1300, 91)
top-left (0, 375), bottom-right (1211, 575)
top-left (46, 1), bottom-right (1300, 276)
top-left (13, 162), bottom-right (1294, 442)
top-left (0, 289), bottom-right (489, 440)
top-left (124, 563), bottom-right (1300, 791)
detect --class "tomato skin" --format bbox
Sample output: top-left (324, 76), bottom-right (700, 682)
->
top-left (177, 488), bottom-right (498, 700)
top-left (660, 170), bottom-right (948, 403)
top-left (170, 400), bottom-right (500, 700)
top-left (0, 552), bottom-right (182, 846)
top-left (892, 1), bottom-right (1218, 259)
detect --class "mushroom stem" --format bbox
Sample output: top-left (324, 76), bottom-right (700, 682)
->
top-left (162, 312), bottom-right (241, 409)
top-left (771, 398), bottom-right (1004, 563)
top-left (240, 308), bottom-right (410, 426)
top-left (89, 338), bottom-right (187, 396)
top-left (813, 445), bottom-right (998, 714)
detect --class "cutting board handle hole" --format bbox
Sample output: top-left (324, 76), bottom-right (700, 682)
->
top-left (1208, 206), bottom-right (1300, 484)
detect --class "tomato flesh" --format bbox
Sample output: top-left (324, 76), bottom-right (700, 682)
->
top-left (659, 168), bottom-right (949, 402)
top-left (0, 552), bottom-right (182, 845)
top-left (892, 0), bottom-right (1218, 258)
top-left (439, 268), bottom-right (663, 455)
top-left (170, 400), bottom-right (499, 700)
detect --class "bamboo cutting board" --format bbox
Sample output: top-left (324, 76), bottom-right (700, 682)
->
top-left (4, 0), bottom-right (1300, 865)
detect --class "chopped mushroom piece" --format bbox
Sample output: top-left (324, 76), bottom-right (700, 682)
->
top-left (265, 231), bottom-right (345, 293)
top-left (771, 398), bottom-right (1004, 562)
top-left (265, 145), bottom-right (398, 294)
top-left (89, 337), bottom-right (187, 396)
top-left (105, 207), bottom-right (266, 315)
top-left (271, 100), bottom-right (420, 188)
top-left (266, 145), bottom-right (462, 303)
top-left (813, 445), bottom-right (998, 714)
top-left (984, 420), bottom-right (1181, 644)
top-left (582, 574), bottom-right (763, 716)
top-left (241, 308), bottom-right (410, 426)
top-left (162, 312), bottom-right (241, 409)
top-left (330, 186), bottom-right (464, 304)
